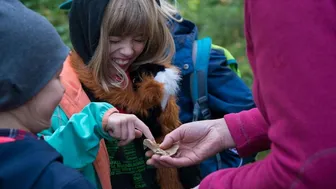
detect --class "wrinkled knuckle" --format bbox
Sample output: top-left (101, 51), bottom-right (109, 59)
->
top-left (129, 114), bottom-right (137, 120)
top-left (107, 116), bottom-right (114, 124)
top-left (119, 118), bottom-right (126, 125)
top-left (111, 132), bottom-right (118, 138)
top-left (126, 139), bottom-right (132, 144)
top-left (110, 117), bottom-right (121, 125)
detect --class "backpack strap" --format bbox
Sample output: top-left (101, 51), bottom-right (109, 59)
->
top-left (191, 38), bottom-right (224, 177)
top-left (212, 44), bottom-right (241, 77)
top-left (190, 37), bottom-right (212, 121)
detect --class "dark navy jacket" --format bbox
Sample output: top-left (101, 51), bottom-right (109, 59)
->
top-left (0, 138), bottom-right (95, 189)
top-left (169, 18), bottom-right (255, 124)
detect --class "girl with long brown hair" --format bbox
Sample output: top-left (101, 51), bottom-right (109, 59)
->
top-left (40, 0), bottom-right (200, 189)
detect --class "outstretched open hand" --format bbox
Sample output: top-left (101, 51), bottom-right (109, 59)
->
top-left (146, 118), bottom-right (235, 168)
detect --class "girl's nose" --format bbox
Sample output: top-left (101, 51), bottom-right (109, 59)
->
top-left (120, 43), bottom-right (134, 57)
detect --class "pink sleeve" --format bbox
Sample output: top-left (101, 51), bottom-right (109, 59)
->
top-left (199, 153), bottom-right (294, 189)
top-left (199, 0), bottom-right (336, 189)
top-left (224, 108), bottom-right (270, 157)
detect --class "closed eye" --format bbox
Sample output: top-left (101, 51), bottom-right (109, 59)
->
top-left (134, 38), bottom-right (146, 43)
top-left (109, 40), bottom-right (120, 44)
top-left (109, 36), bottom-right (121, 43)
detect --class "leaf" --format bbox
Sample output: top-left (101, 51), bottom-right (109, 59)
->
top-left (143, 139), bottom-right (179, 156)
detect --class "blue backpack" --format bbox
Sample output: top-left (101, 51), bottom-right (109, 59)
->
top-left (190, 37), bottom-right (243, 178)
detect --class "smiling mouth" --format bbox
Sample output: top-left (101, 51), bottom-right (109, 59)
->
top-left (112, 59), bottom-right (130, 65)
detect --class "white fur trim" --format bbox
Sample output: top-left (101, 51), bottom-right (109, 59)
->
top-left (154, 67), bottom-right (181, 109)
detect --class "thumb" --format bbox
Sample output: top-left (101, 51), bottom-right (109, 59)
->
top-left (160, 128), bottom-right (182, 150)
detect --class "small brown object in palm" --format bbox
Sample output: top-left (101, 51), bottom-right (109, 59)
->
top-left (143, 139), bottom-right (179, 156)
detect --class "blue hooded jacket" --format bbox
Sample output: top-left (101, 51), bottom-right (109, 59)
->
top-left (169, 18), bottom-right (255, 125)
top-left (0, 137), bottom-right (95, 189)
top-left (169, 18), bottom-right (256, 176)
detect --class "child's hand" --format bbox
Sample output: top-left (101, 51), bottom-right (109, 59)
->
top-left (105, 113), bottom-right (155, 146)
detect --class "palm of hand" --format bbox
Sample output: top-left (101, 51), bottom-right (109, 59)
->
top-left (168, 120), bottom-right (226, 165)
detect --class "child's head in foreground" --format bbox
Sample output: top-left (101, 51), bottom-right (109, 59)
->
top-left (0, 0), bottom-right (69, 134)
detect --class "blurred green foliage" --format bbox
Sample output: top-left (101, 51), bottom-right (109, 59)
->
top-left (22, 0), bottom-right (71, 46)
top-left (173, 0), bottom-right (253, 86)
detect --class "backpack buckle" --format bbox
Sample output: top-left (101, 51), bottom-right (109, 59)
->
top-left (194, 96), bottom-right (211, 120)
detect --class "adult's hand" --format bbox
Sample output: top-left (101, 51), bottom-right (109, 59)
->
top-left (146, 118), bottom-right (235, 168)
top-left (105, 113), bottom-right (155, 146)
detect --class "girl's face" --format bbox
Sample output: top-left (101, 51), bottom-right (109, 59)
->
top-left (109, 35), bottom-right (147, 71)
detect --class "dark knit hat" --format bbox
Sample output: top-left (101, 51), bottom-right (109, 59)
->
top-left (0, 0), bottom-right (70, 111)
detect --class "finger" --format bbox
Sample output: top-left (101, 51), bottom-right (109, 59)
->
top-left (128, 121), bottom-right (135, 141)
top-left (120, 120), bottom-right (128, 141)
top-left (133, 118), bottom-right (155, 141)
top-left (146, 158), bottom-right (170, 168)
top-left (145, 150), bottom-right (154, 157)
top-left (119, 121), bottom-right (135, 146)
top-left (146, 156), bottom-right (175, 168)
top-left (159, 155), bottom-right (194, 167)
top-left (119, 122), bottom-right (126, 141)
top-left (110, 124), bottom-right (121, 140)
top-left (152, 155), bottom-right (175, 167)
top-left (158, 160), bottom-right (175, 168)
top-left (146, 158), bottom-right (164, 168)
top-left (159, 129), bottom-right (182, 149)
top-left (135, 130), bottom-right (142, 138)
top-left (118, 140), bottom-right (129, 146)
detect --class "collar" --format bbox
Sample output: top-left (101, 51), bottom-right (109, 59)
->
top-left (0, 129), bottom-right (40, 143)
top-left (168, 17), bottom-right (198, 75)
